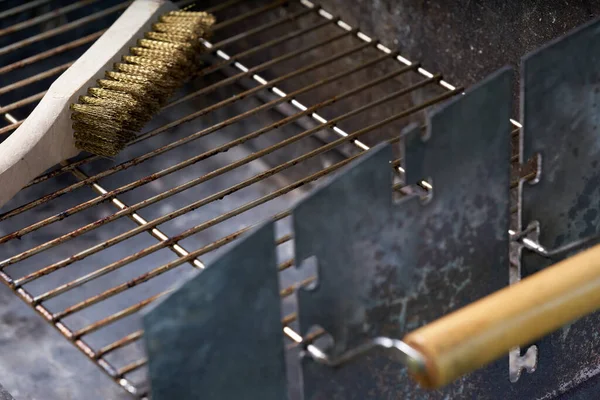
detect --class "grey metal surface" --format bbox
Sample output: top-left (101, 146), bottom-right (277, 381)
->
top-left (294, 68), bottom-right (514, 399)
top-left (317, 0), bottom-right (600, 115)
top-left (143, 221), bottom-right (288, 400)
top-left (520, 17), bottom-right (600, 398)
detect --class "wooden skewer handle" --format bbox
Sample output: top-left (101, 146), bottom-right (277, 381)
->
top-left (403, 242), bottom-right (600, 389)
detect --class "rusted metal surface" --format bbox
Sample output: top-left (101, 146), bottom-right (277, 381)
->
top-left (295, 68), bottom-right (512, 399)
top-left (0, 30), bottom-right (105, 75)
top-left (198, 18), bottom-right (332, 77)
top-left (0, 121), bottom-right (20, 135)
top-left (0, 90), bottom-right (45, 114)
top-left (0, 0), bottom-right (53, 21)
top-left (0, 61), bottom-right (72, 96)
top-left (0, 0), bottom-right (101, 38)
top-left (0, 2), bottom-right (130, 58)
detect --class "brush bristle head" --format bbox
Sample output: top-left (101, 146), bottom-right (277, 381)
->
top-left (70, 9), bottom-right (215, 157)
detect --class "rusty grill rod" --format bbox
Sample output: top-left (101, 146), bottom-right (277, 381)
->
top-left (0, 2), bottom-right (131, 58)
top-left (0, 30), bottom-right (105, 76)
top-left (0, 0), bottom-right (103, 38)
top-left (0, 91), bottom-right (46, 115)
top-left (73, 291), bottom-right (171, 339)
top-left (0, 0), bottom-right (291, 113)
top-left (35, 83), bottom-right (453, 324)
top-left (0, 16), bottom-right (330, 113)
top-left (195, 17), bottom-right (333, 78)
top-left (212, 0), bottom-right (290, 31)
top-left (0, 61), bottom-right (73, 96)
top-left (66, 155), bottom-right (363, 341)
top-left (0, 0), bottom-right (245, 77)
top-left (210, 6), bottom-right (316, 51)
top-left (0, 36), bottom-right (371, 221)
top-left (114, 310), bottom-right (304, 381)
top-left (0, 0), bottom-right (52, 21)
top-left (2, 52), bottom-right (408, 247)
top-left (163, 25), bottom-right (358, 109)
top-left (0, 120), bottom-right (19, 134)
top-left (113, 274), bottom-right (309, 377)
top-left (95, 330), bottom-right (144, 359)
top-left (93, 226), bottom-right (296, 360)
top-left (1, 74), bottom-right (440, 271)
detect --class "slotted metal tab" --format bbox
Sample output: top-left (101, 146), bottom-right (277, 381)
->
top-left (294, 68), bottom-right (513, 398)
top-left (143, 222), bottom-right (288, 400)
top-left (519, 17), bottom-right (600, 396)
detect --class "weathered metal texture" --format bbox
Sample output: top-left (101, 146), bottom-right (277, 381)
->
top-left (142, 222), bottom-right (288, 400)
top-left (520, 18), bottom-right (600, 398)
top-left (295, 68), bottom-right (514, 399)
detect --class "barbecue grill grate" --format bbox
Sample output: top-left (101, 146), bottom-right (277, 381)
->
top-left (0, 0), bottom-right (523, 398)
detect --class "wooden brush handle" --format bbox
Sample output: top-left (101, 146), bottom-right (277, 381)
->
top-left (403, 242), bottom-right (600, 389)
top-left (0, 0), bottom-right (176, 209)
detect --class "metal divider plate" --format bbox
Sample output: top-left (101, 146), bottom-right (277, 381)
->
top-left (142, 222), bottom-right (288, 400)
top-left (520, 17), bottom-right (600, 397)
top-left (294, 68), bottom-right (514, 399)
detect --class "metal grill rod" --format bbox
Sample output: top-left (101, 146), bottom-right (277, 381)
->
top-left (1, 7), bottom-right (322, 187)
top-left (0, 121), bottom-right (18, 134)
top-left (211, 6), bottom-right (316, 51)
top-left (52, 235), bottom-right (303, 322)
top-left (0, 91), bottom-right (46, 115)
top-left (66, 154), bottom-right (364, 340)
top-left (0, 0), bottom-right (245, 76)
top-left (212, 0), bottom-right (290, 31)
top-left (80, 215), bottom-right (295, 360)
top-left (298, 0), bottom-right (522, 133)
top-left (2, 52), bottom-right (409, 245)
top-left (0, 17), bottom-right (331, 112)
top-left (0, 0), bottom-right (290, 111)
top-left (0, 2), bottom-right (131, 58)
top-left (113, 274), bottom-right (310, 377)
top-left (0, 61), bottom-right (72, 96)
top-left (34, 85), bottom-right (452, 327)
top-left (0, 37), bottom-right (372, 220)
top-left (0, 30), bottom-right (105, 76)
top-left (0, 0), bottom-right (52, 21)
top-left (96, 330), bottom-right (143, 359)
top-left (194, 16), bottom-right (331, 78)
top-left (73, 290), bottom-right (170, 339)
top-left (0, 0), bottom-right (102, 38)
top-left (1, 76), bottom-right (444, 270)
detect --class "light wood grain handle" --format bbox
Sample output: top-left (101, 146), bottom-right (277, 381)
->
top-left (403, 242), bottom-right (600, 389)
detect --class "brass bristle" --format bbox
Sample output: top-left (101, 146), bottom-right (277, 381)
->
top-left (70, 8), bottom-right (215, 157)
